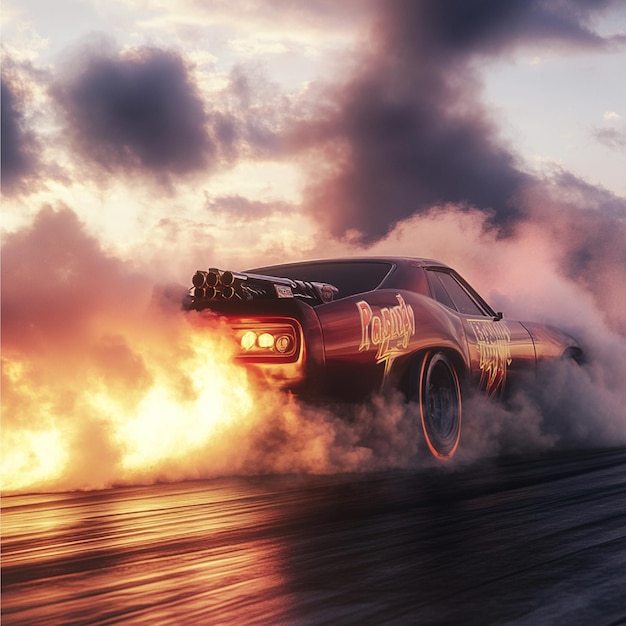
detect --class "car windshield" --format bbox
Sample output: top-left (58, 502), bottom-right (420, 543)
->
top-left (246, 261), bottom-right (394, 298)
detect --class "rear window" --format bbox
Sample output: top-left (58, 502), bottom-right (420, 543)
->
top-left (246, 261), bottom-right (394, 298)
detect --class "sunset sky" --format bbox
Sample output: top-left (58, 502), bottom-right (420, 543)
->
top-left (3, 0), bottom-right (625, 277)
top-left (2, 1), bottom-right (626, 493)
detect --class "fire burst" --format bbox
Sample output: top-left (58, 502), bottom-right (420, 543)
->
top-left (1, 311), bottom-right (264, 494)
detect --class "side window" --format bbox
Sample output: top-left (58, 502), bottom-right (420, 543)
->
top-left (428, 270), bottom-right (487, 316)
top-left (428, 272), bottom-right (456, 310)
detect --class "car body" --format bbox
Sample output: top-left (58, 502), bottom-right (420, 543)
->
top-left (183, 257), bottom-right (582, 460)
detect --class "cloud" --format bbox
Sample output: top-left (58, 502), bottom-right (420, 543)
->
top-left (48, 40), bottom-right (292, 189)
top-left (204, 193), bottom-right (291, 221)
top-left (222, 63), bottom-right (287, 157)
top-left (51, 43), bottom-right (215, 182)
top-left (593, 126), bottom-right (626, 150)
top-left (521, 170), bottom-right (626, 335)
top-left (408, 0), bottom-right (626, 55)
top-left (229, 38), bottom-right (289, 57)
top-left (1, 206), bottom-right (148, 355)
top-left (292, 0), bottom-right (626, 243)
top-left (0, 74), bottom-right (41, 195)
top-left (136, 0), bottom-right (372, 42)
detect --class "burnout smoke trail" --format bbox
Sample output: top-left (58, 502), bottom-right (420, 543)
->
top-left (0, 208), bottom-right (378, 494)
top-left (3, 205), bottom-right (626, 496)
top-left (361, 203), bottom-right (626, 457)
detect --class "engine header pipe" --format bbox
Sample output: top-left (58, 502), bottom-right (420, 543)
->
top-left (221, 285), bottom-right (236, 299)
top-left (192, 271), bottom-right (207, 288)
top-left (221, 270), bottom-right (249, 286)
top-left (206, 268), bottom-right (222, 287)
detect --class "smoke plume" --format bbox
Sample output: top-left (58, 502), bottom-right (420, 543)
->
top-left (50, 44), bottom-right (214, 182)
top-left (294, 0), bottom-right (624, 242)
top-left (2, 205), bottom-right (626, 494)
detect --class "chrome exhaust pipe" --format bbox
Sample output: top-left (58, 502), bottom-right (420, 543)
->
top-left (206, 268), bottom-right (221, 287)
top-left (192, 271), bottom-right (207, 288)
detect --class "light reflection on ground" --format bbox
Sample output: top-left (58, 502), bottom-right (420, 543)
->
top-left (3, 450), bottom-right (626, 624)
top-left (2, 481), bottom-right (291, 624)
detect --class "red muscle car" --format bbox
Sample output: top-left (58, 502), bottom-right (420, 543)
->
top-left (183, 257), bottom-right (582, 460)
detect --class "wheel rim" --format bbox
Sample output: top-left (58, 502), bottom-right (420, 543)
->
top-left (420, 353), bottom-right (461, 459)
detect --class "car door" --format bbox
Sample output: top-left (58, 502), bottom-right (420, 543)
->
top-left (425, 269), bottom-right (535, 398)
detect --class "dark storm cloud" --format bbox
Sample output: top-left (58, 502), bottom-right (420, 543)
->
top-left (52, 47), bottom-right (215, 179)
top-left (51, 46), bottom-right (287, 184)
top-left (395, 0), bottom-right (626, 57)
top-left (1, 77), bottom-right (40, 195)
top-left (295, 0), bottom-right (625, 243)
top-left (298, 76), bottom-right (529, 241)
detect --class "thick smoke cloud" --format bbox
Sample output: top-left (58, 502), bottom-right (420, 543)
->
top-left (51, 46), bottom-right (215, 180)
top-left (1, 77), bottom-right (40, 195)
top-left (295, 0), bottom-right (624, 243)
top-left (1, 206), bottom-right (149, 360)
top-left (50, 46), bottom-right (288, 186)
top-left (2, 206), bottom-right (626, 494)
top-left (521, 172), bottom-right (626, 335)
top-left (0, 207), bottom-right (388, 491)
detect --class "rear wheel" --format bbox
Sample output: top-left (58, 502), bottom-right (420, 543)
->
top-left (417, 352), bottom-right (462, 460)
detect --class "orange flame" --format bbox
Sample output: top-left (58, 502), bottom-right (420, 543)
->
top-left (1, 209), bottom-right (321, 493)
top-left (1, 308), bottom-right (265, 492)
top-left (1, 290), bottom-right (376, 494)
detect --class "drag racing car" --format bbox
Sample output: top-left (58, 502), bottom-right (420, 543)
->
top-left (183, 257), bottom-right (582, 460)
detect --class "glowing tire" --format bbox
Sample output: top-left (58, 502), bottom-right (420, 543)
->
top-left (418, 352), bottom-right (462, 460)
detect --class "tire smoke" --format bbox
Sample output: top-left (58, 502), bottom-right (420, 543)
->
top-left (2, 205), bottom-right (625, 494)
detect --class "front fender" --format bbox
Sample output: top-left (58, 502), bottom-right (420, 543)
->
top-left (520, 322), bottom-right (581, 361)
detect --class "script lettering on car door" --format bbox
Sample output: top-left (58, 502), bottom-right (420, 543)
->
top-left (356, 295), bottom-right (416, 376)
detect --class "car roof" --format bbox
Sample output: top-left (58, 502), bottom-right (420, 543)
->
top-left (249, 256), bottom-right (451, 269)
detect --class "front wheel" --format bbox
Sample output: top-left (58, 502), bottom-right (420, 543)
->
top-left (418, 352), bottom-right (462, 460)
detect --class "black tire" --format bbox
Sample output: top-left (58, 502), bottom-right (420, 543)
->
top-left (418, 351), bottom-right (462, 460)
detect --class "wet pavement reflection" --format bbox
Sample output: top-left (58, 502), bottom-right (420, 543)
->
top-left (3, 448), bottom-right (626, 624)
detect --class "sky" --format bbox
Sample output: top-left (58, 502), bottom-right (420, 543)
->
top-left (2, 1), bottom-right (626, 491)
top-left (2, 0), bottom-right (625, 271)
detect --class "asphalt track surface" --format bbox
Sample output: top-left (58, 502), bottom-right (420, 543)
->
top-left (3, 447), bottom-right (626, 625)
